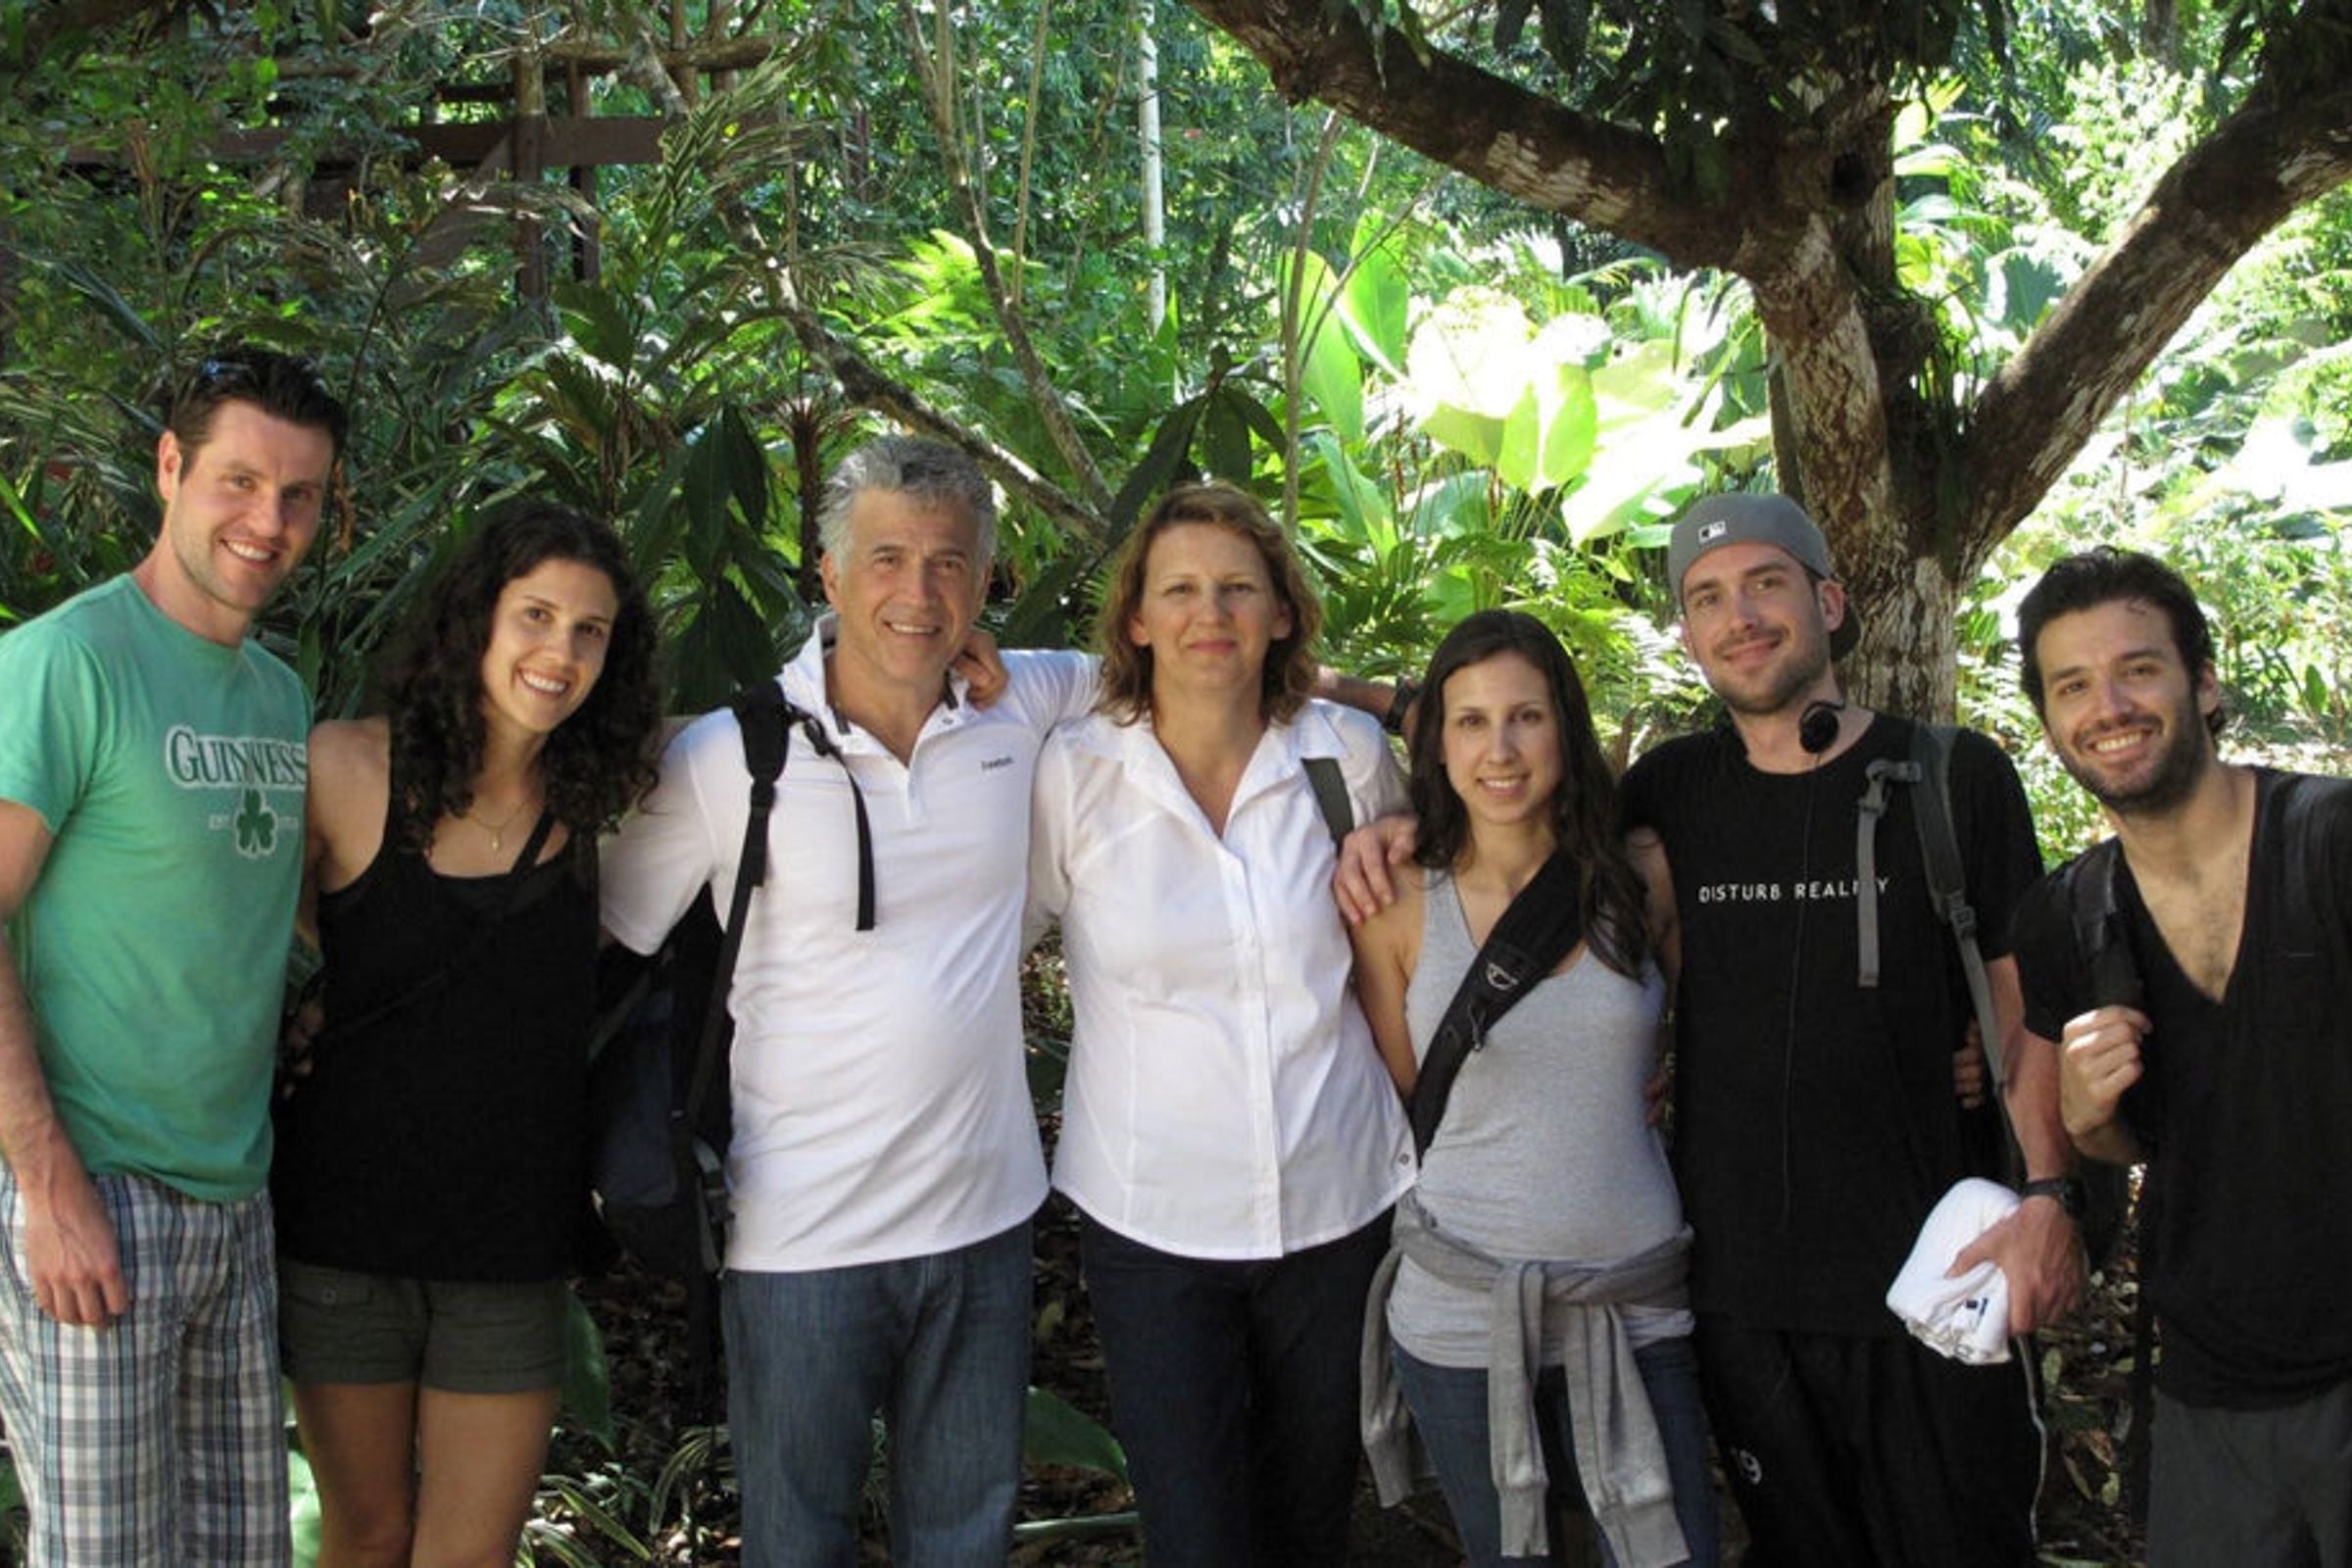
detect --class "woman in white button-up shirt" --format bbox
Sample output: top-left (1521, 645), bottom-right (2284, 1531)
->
top-left (1026, 483), bottom-right (1411, 1568)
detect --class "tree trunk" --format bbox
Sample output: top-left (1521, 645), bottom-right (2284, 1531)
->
top-left (1841, 527), bottom-right (1961, 719)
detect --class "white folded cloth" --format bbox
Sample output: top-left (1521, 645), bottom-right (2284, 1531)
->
top-left (1885, 1177), bottom-right (2018, 1365)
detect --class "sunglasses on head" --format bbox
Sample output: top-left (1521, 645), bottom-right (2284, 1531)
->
top-left (187, 352), bottom-right (329, 397)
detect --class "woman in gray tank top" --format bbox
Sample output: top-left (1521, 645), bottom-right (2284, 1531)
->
top-left (1349, 610), bottom-right (1720, 1567)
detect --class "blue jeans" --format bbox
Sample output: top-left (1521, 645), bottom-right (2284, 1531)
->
top-left (1080, 1210), bottom-right (1391, 1568)
top-left (721, 1219), bottom-right (1032, 1568)
top-left (1392, 1335), bottom-right (1722, 1568)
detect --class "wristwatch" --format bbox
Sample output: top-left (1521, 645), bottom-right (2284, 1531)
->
top-left (2018, 1175), bottom-right (2085, 1220)
top-left (1383, 679), bottom-right (1419, 737)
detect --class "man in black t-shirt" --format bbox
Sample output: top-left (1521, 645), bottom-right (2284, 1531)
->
top-left (2011, 548), bottom-right (2352, 1568)
top-left (1621, 495), bottom-right (2082, 1568)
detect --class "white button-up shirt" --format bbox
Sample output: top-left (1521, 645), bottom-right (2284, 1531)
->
top-left (1027, 699), bottom-right (1414, 1258)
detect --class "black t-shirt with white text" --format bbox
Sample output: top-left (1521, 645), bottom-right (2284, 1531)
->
top-left (1623, 715), bottom-right (2042, 1335)
top-left (2014, 769), bottom-right (2352, 1409)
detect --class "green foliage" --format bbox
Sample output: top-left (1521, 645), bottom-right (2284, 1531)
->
top-left (287, 1443), bottom-right (322, 1568)
top-left (1023, 1386), bottom-right (1130, 1480)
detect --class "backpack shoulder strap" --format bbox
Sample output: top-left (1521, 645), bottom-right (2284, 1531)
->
top-left (2067, 838), bottom-right (2143, 1010)
top-left (1301, 756), bottom-right (1353, 847)
top-left (1410, 851), bottom-right (1585, 1155)
top-left (1906, 722), bottom-right (2004, 1092)
top-left (683, 684), bottom-right (800, 1121)
top-left (1858, 722), bottom-right (2017, 1173)
top-left (729, 682), bottom-right (796, 889)
top-left (2062, 835), bottom-right (2153, 1522)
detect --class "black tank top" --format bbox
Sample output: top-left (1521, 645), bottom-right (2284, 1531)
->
top-left (272, 792), bottom-right (596, 1281)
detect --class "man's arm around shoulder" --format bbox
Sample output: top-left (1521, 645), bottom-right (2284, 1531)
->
top-left (0, 800), bottom-right (128, 1326)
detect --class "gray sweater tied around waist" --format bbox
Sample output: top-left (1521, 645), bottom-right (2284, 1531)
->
top-left (1361, 1189), bottom-right (1694, 1565)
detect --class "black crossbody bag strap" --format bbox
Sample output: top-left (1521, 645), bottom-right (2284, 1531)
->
top-left (682, 685), bottom-right (798, 1125)
top-left (1410, 850), bottom-right (1585, 1155)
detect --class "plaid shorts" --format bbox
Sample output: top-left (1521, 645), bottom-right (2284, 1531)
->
top-left (0, 1167), bottom-right (289, 1567)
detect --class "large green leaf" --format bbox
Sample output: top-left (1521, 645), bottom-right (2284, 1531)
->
top-left (1303, 432), bottom-right (1395, 552)
top-left (1286, 252), bottom-right (1365, 443)
top-left (1201, 386), bottom-right (1255, 485)
top-left (1408, 289), bottom-right (1540, 466)
top-left (560, 1294), bottom-right (615, 1451)
top-left (1338, 229), bottom-right (1410, 376)
top-left (1023, 1385), bottom-right (1128, 1481)
top-left (1495, 362), bottom-right (1598, 493)
top-left (1298, 314), bottom-right (1364, 445)
top-left (552, 279), bottom-right (638, 368)
top-left (1561, 343), bottom-right (1770, 543)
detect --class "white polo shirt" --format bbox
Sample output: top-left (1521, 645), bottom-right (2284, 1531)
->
top-left (1026, 699), bottom-right (1415, 1259)
top-left (601, 618), bottom-right (1096, 1272)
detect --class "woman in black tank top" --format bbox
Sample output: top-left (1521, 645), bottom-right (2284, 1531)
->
top-left (275, 503), bottom-right (659, 1566)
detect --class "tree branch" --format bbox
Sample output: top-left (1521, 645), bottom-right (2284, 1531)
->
top-left (895, 0), bottom-right (1114, 509)
top-left (1177, 0), bottom-right (1740, 268)
top-left (1963, 64), bottom-right (2352, 553)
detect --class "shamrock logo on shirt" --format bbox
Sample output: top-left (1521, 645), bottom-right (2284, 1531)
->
top-left (233, 788), bottom-right (278, 858)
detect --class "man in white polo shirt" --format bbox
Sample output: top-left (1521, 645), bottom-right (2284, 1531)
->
top-left (600, 437), bottom-right (1095, 1566)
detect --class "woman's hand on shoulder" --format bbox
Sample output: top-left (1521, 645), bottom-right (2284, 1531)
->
top-left (1333, 813), bottom-right (1419, 925)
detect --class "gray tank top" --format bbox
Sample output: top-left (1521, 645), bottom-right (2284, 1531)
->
top-left (1388, 869), bottom-right (1693, 1367)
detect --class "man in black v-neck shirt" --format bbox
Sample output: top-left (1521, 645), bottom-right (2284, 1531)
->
top-left (1623, 495), bottom-right (2082, 1568)
top-left (2013, 548), bottom-right (2352, 1568)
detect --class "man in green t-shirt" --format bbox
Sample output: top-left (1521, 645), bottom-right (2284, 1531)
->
top-left (0, 350), bottom-right (345, 1565)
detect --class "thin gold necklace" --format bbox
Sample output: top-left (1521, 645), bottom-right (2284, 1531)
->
top-left (464, 797), bottom-right (533, 854)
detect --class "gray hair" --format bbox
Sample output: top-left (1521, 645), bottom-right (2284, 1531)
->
top-left (816, 436), bottom-right (998, 564)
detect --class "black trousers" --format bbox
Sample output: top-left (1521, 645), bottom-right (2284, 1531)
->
top-left (1696, 1313), bottom-right (2042, 1568)
top-left (1078, 1209), bottom-right (1391, 1568)
top-left (2149, 1379), bottom-right (2352, 1568)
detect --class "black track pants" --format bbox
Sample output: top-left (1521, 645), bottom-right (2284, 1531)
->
top-left (1696, 1314), bottom-right (2042, 1568)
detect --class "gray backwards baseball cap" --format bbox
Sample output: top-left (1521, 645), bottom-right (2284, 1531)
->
top-left (1667, 493), bottom-right (1859, 659)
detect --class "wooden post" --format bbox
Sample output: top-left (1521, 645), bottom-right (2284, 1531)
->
top-left (514, 50), bottom-right (547, 300)
top-left (566, 58), bottom-right (601, 285)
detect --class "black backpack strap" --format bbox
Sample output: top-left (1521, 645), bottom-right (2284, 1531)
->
top-left (2070, 838), bottom-right (2143, 1014)
top-left (790, 710), bottom-right (876, 932)
top-left (1858, 725), bottom-right (2025, 1196)
top-left (1301, 756), bottom-right (1353, 846)
top-left (681, 685), bottom-right (798, 1132)
top-left (2068, 841), bottom-right (2154, 1524)
top-left (1859, 725), bottom-right (2020, 1174)
top-left (1410, 851), bottom-right (1585, 1155)
top-left (1910, 724), bottom-right (2009, 1103)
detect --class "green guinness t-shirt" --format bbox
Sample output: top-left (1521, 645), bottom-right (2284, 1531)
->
top-left (0, 575), bottom-right (307, 1200)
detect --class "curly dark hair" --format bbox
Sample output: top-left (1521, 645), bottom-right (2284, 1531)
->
top-left (1407, 610), bottom-right (1649, 979)
top-left (2018, 545), bottom-right (2226, 738)
top-left (378, 502), bottom-right (662, 844)
top-left (1094, 482), bottom-right (1322, 726)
